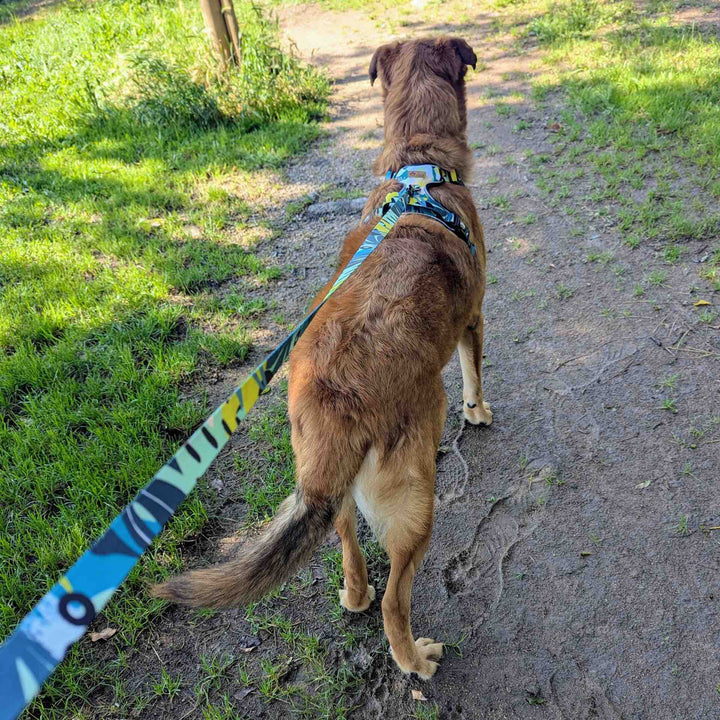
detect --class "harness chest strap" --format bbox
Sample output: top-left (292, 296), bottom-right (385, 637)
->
top-left (364, 164), bottom-right (475, 255)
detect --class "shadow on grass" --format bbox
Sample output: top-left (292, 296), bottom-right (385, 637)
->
top-left (0, 63), bottom-right (323, 349)
top-left (0, 58), bottom-right (320, 632)
top-left (0, 0), bottom-right (63, 25)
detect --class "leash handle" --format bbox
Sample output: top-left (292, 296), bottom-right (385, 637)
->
top-left (0, 193), bottom-right (408, 720)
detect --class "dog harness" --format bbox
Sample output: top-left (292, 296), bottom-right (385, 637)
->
top-left (367, 164), bottom-right (475, 255)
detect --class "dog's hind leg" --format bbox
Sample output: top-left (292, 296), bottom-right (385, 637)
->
top-left (336, 494), bottom-right (375, 612)
top-left (458, 313), bottom-right (493, 426)
top-left (370, 432), bottom-right (443, 679)
top-left (382, 474), bottom-right (442, 677)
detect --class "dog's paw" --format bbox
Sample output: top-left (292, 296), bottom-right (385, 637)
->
top-left (391, 637), bottom-right (444, 679)
top-left (464, 400), bottom-right (492, 426)
top-left (339, 584), bottom-right (375, 612)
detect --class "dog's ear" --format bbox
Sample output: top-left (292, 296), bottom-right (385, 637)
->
top-left (369, 42), bottom-right (400, 87)
top-left (449, 38), bottom-right (477, 71)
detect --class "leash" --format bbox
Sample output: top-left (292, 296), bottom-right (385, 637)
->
top-left (0, 165), bottom-right (472, 720)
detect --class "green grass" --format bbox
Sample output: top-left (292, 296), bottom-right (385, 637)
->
top-left (660, 398), bottom-right (678, 414)
top-left (234, 399), bottom-right (297, 521)
top-left (527, 0), bottom-right (632, 45)
top-left (537, 6), bottom-right (720, 170)
top-left (243, 602), bottom-right (368, 719)
top-left (152, 667), bottom-right (183, 700)
top-left (267, 0), bottom-right (404, 10)
top-left (646, 269), bottom-right (669, 287)
top-left (413, 702), bottom-right (440, 720)
top-left (0, 0), bottom-right (327, 714)
top-left (700, 248), bottom-right (720, 291)
top-left (674, 514), bottom-right (690, 536)
top-left (556, 282), bottom-right (575, 299)
top-left (514, 0), bottom-right (720, 291)
top-left (586, 250), bottom-right (614, 264)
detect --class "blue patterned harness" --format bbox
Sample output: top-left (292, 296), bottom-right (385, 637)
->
top-left (370, 163), bottom-right (474, 255)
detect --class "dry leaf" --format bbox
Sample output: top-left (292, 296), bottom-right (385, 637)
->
top-left (636, 479), bottom-right (652, 489)
top-left (694, 300), bottom-right (711, 306)
top-left (89, 627), bottom-right (117, 642)
top-left (411, 689), bottom-right (428, 702)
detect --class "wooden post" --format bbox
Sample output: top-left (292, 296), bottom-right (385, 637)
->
top-left (220, 0), bottom-right (242, 66)
top-left (199, 0), bottom-right (232, 67)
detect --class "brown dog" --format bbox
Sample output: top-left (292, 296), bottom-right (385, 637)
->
top-left (153, 36), bottom-right (491, 680)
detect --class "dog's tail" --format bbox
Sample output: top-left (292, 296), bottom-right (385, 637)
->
top-left (151, 490), bottom-right (341, 608)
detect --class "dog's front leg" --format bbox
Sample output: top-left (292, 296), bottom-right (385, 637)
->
top-left (458, 314), bottom-right (493, 426)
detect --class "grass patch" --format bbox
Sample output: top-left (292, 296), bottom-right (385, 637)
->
top-left (0, 0), bottom-right (327, 714)
top-left (700, 248), bottom-right (720, 291)
top-left (267, 0), bottom-right (405, 10)
top-left (235, 399), bottom-right (296, 521)
top-left (242, 601), bottom-right (371, 718)
top-left (528, 0), bottom-right (632, 44)
top-left (516, 0), bottom-right (720, 271)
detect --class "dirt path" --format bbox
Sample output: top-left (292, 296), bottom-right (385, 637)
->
top-left (111, 6), bottom-right (719, 719)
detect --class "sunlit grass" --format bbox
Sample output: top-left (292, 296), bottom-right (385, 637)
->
top-left (514, 0), bottom-right (720, 253)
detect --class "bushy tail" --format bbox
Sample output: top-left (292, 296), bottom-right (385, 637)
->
top-left (151, 490), bottom-right (340, 608)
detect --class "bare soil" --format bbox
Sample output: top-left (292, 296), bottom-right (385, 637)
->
top-left (96, 6), bottom-right (720, 720)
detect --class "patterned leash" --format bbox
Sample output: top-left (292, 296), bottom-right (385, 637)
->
top-left (0, 163), bottom-right (474, 719)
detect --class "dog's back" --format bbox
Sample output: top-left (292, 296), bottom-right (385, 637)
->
top-left (289, 217), bottom-right (478, 456)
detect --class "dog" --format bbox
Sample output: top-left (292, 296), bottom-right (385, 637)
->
top-left (153, 36), bottom-right (491, 680)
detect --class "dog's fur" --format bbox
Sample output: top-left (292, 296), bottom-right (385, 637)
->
top-left (152, 36), bottom-right (492, 679)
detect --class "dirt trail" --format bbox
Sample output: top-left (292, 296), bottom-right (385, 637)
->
top-left (116, 6), bottom-right (719, 719)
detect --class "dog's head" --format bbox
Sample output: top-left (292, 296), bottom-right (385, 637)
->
top-left (369, 37), bottom-right (476, 142)
top-left (369, 37), bottom-right (476, 93)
